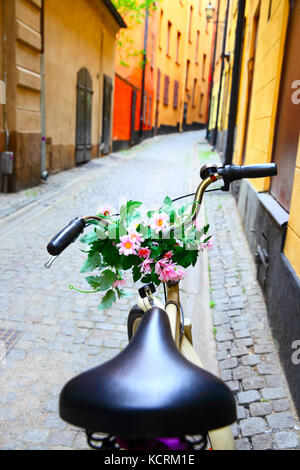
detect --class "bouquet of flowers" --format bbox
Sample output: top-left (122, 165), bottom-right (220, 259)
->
top-left (72, 197), bottom-right (213, 310)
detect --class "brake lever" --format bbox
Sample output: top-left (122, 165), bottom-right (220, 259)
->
top-left (44, 255), bottom-right (59, 269)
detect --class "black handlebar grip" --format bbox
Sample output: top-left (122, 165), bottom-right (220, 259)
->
top-left (221, 164), bottom-right (277, 182)
top-left (47, 218), bottom-right (86, 256)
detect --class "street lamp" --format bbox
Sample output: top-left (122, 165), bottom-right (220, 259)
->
top-left (206, 1), bottom-right (215, 21)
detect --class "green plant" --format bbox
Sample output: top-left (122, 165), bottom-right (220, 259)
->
top-left (70, 197), bottom-right (212, 310)
top-left (113, 0), bottom-right (158, 68)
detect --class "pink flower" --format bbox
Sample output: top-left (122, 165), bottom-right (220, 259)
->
top-left (163, 251), bottom-right (173, 260)
top-left (150, 212), bottom-right (169, 233)
top-left (194, 219), bottom-right (202, 231)
top-left (139, 257), bottom-right (154, 274)
top-left (113, 278), bottom-right (127, 288)
top-left (158, 262), bottom-right (186, 283)
top-left (138, 247), bottom-right (151, 259)
top-left (97, 204), bottom-right (115, 217)
top-left (200, 237), bottom-right (214, 252)
top-left (155, 257), bottom-right (170, 275)
top-left (129, 231), bottom-right (144, 246)
top-left (117, 235), bottom-right (139, 256)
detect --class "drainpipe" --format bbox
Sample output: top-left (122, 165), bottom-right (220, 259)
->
top-left (212, 0), bottom-right (230, 150)
top-left (2, 0), bottom-right (9, 151)
top-left (224, 0), bottom-right (246, 165)
top-left (206, 0), bottom-right (220, 141)
top-left (40, 0), bottom-right (48, 181)
top-left (139, 8), bottom-right (149, 142)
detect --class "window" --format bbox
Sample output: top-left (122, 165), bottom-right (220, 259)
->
top-left (173, 80), bottom-right (179, 109)
top-left (148, 96), bottom-right (152, 127)
top-left (164, 75), bottom-right (170, 106)
top-left (176, 31), bottom-right (181, 64)
top-left (195, 31), bottom-right (200, 63)
top-left (198, 0), bottom-right (202, 14)
top-left (192, 79), bottom-right (197, 107)
top-left (185, 60), bottom-right (190, 90)
top-left (157, 69), bottom-right (161, 102)
top-left (167, 21), bottom-right (172, 56)
top-left (199, 93), bottom-right (204, 116)
top-left (188, 6), bottom-right (193, 42)
top-left (202, 54), bottom-right (207, 80)
top-left (143, 91), bottom-right (148, 125)
top-left (159, 10), bottom-right (163, 49)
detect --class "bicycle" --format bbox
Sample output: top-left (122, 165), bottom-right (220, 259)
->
top-left (45, 162), bottom-right (277, 451)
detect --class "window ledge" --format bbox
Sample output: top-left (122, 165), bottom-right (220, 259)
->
top-left (257, 192), bottom-right (289, 227)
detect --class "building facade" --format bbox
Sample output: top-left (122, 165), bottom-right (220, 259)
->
top-left (0, 0), bottom-right (125, 192)
top-left (208, 0), bottom-right (300, 416)
top-left (112, 0), bottom-right (214, 150)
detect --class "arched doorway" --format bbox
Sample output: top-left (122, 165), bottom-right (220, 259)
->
top-left (76, 68), bottom-right (93, 164)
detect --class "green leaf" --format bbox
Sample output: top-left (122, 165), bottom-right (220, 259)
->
top-left (98, 289), bottom-right (117, 311)
top-left (116, 288), bottom-right (133, 299)
top-left (121, 254), bottom-right (136, 270)
top-left (80, 231), bottom-right (99, 244)
top-left (95, 225), bottom-right (107, 240)
top-left (80, 252), bottom-right (102, 273)
top-left (86, 269), bottom-right (117, 291)
top-left (132, 265), bottom-right (142, 282)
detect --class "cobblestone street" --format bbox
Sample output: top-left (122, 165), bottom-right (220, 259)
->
top-left (0, 131), bottom-right (299, 450)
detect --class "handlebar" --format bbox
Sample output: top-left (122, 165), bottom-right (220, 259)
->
top-left (47, 217), bottom-right (86, 256)
top-left (218, 164), bottom-right (277, 191)
top-left (46, 163), bottom-right (277, 260)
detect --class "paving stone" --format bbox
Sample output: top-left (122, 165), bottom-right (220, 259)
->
top-left (240, 418), bottom-right (266, 437)
top-left (249, 402), bottom-right (272, 417)
top-left (220, 369), bottom-right (232, 382)
top-left (231, 348), bottom-right (249, 359)
top-left (265, 375), bottom-right (284, 388)
top-left (236, 406), bottom-right (246, 420)
top-left (48, 431), bottom-right (75, 447)
top-left (233, 366), bottom-right (252, 380)
top-left (217, 350), bottom-right (229, 361)
top-left (254, 343), bottom-right (274, 354)
top-left (272, 399), bottom-right (289, 413)
top-left (237, 390), bottom-right (260, 405)
top-left (227, 380), bottom-right (240, 392)
top-left (235, 438), bottom-right (251, 450)
top-left (274, 431), bottom-right (300, 450)
top-left (219, 357), bottom-right (238, 370)
top-left (24, 429), bottom-right (50, 444)
top-left (235, 329), bottom-right (251, 339)
top-left (256, 364), bottom-right (278, 375)
top-left (242, 376), bottom-right (265, 391)
top-left (217, 341), bottom-right (232, 351)
top-left (241, 354), bottom-right (260, 366)
top-left (266, 412), bottom-right (296, 430)
top-left (216, 331), bottom-right (234, 342)
top-left (261, 387), bottom-right (287, 401)
top-left (251, 434), bottom-right (273, 450)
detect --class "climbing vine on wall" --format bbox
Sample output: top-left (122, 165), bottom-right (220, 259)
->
top-left (112, 0), bottom-right (158, 68)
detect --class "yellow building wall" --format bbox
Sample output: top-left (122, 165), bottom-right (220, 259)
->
top-left (44, 0), bottom-right (118, 171)
top-left (154, 0), bottom-right (214, 130)
top-left (233, 0), bottom-right (289, 192)
top-left (185, 0), bottom-right (214, 126)
top-left (155, 0), bottom-right (189, 129)
top-left (285, 134), bottom-right (300, 278)
top-left (0, 0), bottom-right (4, 136)
top-left (208, 0), bottom-right (232, 132)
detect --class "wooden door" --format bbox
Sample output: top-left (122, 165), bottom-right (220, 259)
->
top-left (76, 68), bottom-right (93, 164)
top-left (102, 75), bottom-right (113, 155)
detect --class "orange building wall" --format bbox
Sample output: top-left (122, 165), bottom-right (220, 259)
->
top-left (113, 10), bottom-right (156, 146)
top-left (113, 0), bottom-right (214, 148)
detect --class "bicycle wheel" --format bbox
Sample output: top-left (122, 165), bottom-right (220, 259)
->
top-left (127, 305), bottom-right (144, 341)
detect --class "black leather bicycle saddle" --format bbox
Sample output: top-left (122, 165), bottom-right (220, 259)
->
top-left (60, 307), bottom-right (236, 438)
